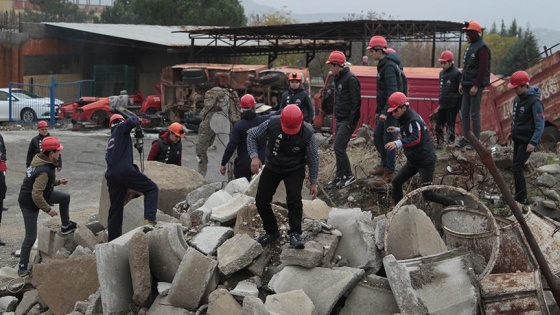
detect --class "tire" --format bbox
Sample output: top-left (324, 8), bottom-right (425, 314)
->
top-left (21, 108), bottom-right (37, 123)
top-left (538, 126), bottom-right (560, 153)
top-left (182, 68), bottom-right (205, 78)
top-left (182, 76), bottom-right (205, 85)
top-left (91, 110), bottom-right (108, 126)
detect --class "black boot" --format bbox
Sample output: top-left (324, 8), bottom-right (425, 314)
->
top-left (0, 240), bottom-right (5, 246)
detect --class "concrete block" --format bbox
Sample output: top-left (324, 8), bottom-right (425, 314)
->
top-left (265, 289), bottom-right (318, 315)
top-left (302, 199), bottom-right (331, 221)
top-left (147, 223), bottom-right (189, 282)
top-left (280, 241), bottom-right (323, 268)
top-left (224, 177), bottom-right (250, 195)
top-left (157, 282), bottom-right (172, 296)
top-left (37, 226), bottom-right (64, 256)
top-left (207, 288), bottom-right (242, 315)
top-left (186, 182), bottom-right (223, 206)
top-left (168, 247), bottom-right (218, 311)
top-left (74, 225), bottom-right (98, 251)
top-left (210, 194), bottom-right (255, 223)
top-left (217, 234), bottom-right (263, 276)
top-left (247, 247), bottom-right (272, 277)
top-left (339, 275), bottom-right (399, 315)
top-left (190, 226), bottom-right (234, 255)
top-left (128, 231), bottom-right (152, 307)
top-left (95, 243), bottom-right (132, 314)
top-left (191, 190), bottom-right (232, 225)
top-left (312, 233), bottom-right (339, 267)
top-left (0, 296), bottom-right (18, 313)
top-left (147, 295), bottom-right (191, 315)
top-left (230, 280), bottom-right (259, 299)
top-left (241, 296), bottom-right (269, 315)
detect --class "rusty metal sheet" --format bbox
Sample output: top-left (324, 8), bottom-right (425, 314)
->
top-left (480, 271), bottom-right (549, 315)
top-left (525, 210), bottom-right (560, 276)
top-left (490, 216), bottom-right (538, 274)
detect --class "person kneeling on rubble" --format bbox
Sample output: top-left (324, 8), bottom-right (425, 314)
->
top-left (247, 105), bottom-right (318, 249)
top-left (147, 122), bottom-right (185, 166)
top-left (384, 92), bottom-right (463, 207)
top-left (105, 114), bottom-right (159, 242)
top-left (18, 136), bottom-right (77, 277)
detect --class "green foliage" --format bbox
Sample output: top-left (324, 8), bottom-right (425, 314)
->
top-left (344, 10), bottom-right (393, 21)
top-left (508, 18), bottom-right (518, 37)
top-left (484, 33), bottom-right (517, 74)
top-left (23, 0), bottom-right (94, 22)
top-left (501, 29), bottom-right (541, 74)
top-left (100, 0), bottom-right (246, 26)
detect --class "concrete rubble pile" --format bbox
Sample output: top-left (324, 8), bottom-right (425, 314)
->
top-left (1, 161), bottom-right (560, 315)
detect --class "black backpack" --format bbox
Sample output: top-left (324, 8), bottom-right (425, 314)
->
top-left (387, 60), bottom-right (408, 96)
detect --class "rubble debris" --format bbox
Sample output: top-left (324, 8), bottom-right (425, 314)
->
top-left (264, 289), bottom-right (318, 315)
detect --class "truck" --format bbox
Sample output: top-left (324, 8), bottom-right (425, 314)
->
top-left (160, 63), bottom-right (310, 123)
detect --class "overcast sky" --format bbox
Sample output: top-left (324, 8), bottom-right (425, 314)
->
top-left (250, 0), bottom-right (560, 31)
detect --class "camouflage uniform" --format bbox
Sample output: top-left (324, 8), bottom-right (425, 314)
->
top-left (196, 87), bottom-right (240, 176)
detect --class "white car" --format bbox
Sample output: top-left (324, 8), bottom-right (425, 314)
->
top-left (0, 88), bottom-right (64, 122)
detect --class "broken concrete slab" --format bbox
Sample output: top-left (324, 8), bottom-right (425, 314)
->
top-left (230, 280), bottom-right (259, 301)
top-left (210, 194), bottom-right (255, 223)
top-left (385, 205), bottom-right (447, 260)
top-left (0, 296), bottom-right (18, 313)
top-left (147, 295), bottom-right (191, 315)
top-left (247, 247), bottom-right (273, 277)
top-left (147, 223), bottom-right (189, 282)
top-left (382, 254), bottom-right (427, 314)
top-left (128, 231), bottom-right (152, 307)
top-left (234, 204), bottom-right (259, 236)
top-left (190, 226), bottom-right (234, 255)
top-left (168, 247), bottom-right (218, 311)
top-left (157, 282), bottom-right (172, 296)
top-left (69, 245), bottom-right (93, 258)
top-left (302, 199), bottom-right (331, 221)
top-left (339, 274), bottom-right (399, 315)
top-left (73, 225), bottom-right (98, 251)
top-left (245, 169), bottom-right (311, 202)
top-left (186, 182), bottom-right (223, 207)
top-left (265, 289), bottom-right (318, 315)
top-left (311, 233), bottom-right (339, 267)
top-left (536, 163), bottom-right (560, 175)
top-left (327, 208), bottom-right (381, 271)
top-left (15, 289), bottom-right (39, 315)
top-left (37, 225), bottom-right (65, 257)
top-left (280, 241), bottom-right (323, 268)
top-left (241, 296), bottom-right (269, 315)
top-left (33, 255), bottom-right (99, 315)
top-left (217, 234), bottom-right (263, 276)
top-left (268, 266), bottom-right (364, 315)
top-left (207, 288), bottom-right (242, 315)
top-left (191, 190), bottom-right (232, 225)
top-left (225, 177), bottom-right (250, 195)
top-left (95, 242), bottom-right (132, 314)
top-left (373, 215), bottom-right (387, 251)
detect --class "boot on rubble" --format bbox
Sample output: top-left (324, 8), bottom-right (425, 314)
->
top-left (372, 170), bottom-right (395, 188)
top-left (369, 166), bottom-right (386, 176)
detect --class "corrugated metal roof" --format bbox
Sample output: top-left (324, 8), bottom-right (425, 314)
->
top-left (42, 23), bottom-right (207, 47)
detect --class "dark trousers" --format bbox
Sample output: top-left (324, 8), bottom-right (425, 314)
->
top-left (105, 169), bottom-right (159, 242)
top-left (392, 162), bottom-right (456, 206)
top-left (18, 190), bottom-right (71, 269)
top-left (435, 107), bottom-right (458, 144)
top-left (460, 86), bottom-right (483, 140)
top-left (373, 115), bottom-right (397, 172)
top-left (255, 166), bottom-right (305, 235)
top-left (334, 120), bottom-right (353, 178)
top-left (0, 171), bottom-right (5, 224)
top-left (513, 141), bottom-right (532, 201)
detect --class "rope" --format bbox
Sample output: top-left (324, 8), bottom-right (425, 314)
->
top-left (6, 276), bottom-right (28, 293)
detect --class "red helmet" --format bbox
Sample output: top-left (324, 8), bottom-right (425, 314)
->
top-left (386, 48), bottom-right (396, 54)
top-left (508, 71), bottom-right (530, 89)
top-left (168, 122), bottom-right (185, 137)
top-left (240, 94), bottom-right (256, 108)
top-left (387, 92), bottom-right (409, 112)
top-left (280, 104), bottom-right (303, 135)
top-left (287, 72), bottom-right (302, 81)
top-left (463, 20), bottom-right (482, 33)
top-left (326, 51), bottom-right (346, 65)
top-left (41, 136), bottom-right (63, 151)
top-left (366, 35), bottom-right (388, 50)
top-left (438, 50), bottom-right (454, 62)
top-left (37, 121), bottom-right (49, 129)
top-left (109, 114), bottom-right (125, 126)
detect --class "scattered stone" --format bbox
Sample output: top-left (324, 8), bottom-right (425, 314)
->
top-left (224, 177), bottom-right (250, 195)
top-left (241, 296), bottom-right (269, 315)
top-left (15, 289), bottom-right (39, 315)
top-left (128, 231), bottom-right (152, 307)
top-left (280, 241), bottom-right (323, 268)
top-left (536, 163), bottom-right (560, 175)
top-left (147, 224), bottom-right (189, 282)
top-left (339, 274), bottom-right (399, 315)
top-left (217, 234), bottom-right (263, 276)
top-left (190, 226), bottom-right (234, 255)
top-left (207, 288), bottom-right (242, 315)
top-left (230, 280), bottom-right (259, 300)
top-left (186, 182), bottom-right (223, 206)
top-left (0, 296), bottom-right (18, 313)
top-left (210, 194), bottom-right (255, 223)
top-left (536, 173), bottom-right (559, 188)
top-left (157, 282), bottom-right (172, 296)
top-left (147, 295), bottom-right (191, 315)
top-left (302, 199), bottom-right (331, 221)
top-left (265, 289), bottom-right (318, 315)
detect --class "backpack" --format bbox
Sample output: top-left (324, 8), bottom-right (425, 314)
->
top-left (387, 60), bottom-right (408, 96)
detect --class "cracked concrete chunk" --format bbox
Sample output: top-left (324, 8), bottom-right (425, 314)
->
top-left (147, 223), bottom-right (189, 282)
top-left (190, 226), bottom-right (234, 255)
top-left (217, 234), bottom-right (263, 276)
top-left (265, 289), bottom-right (318, 315)
top-left (210, 194), bottom-right (255, 223)
top-left (280, 241), bottom-right (323, 268)
top-left (208, 288), bottom-right (242, 315)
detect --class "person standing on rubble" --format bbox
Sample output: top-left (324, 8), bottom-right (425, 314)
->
top-left (369, 35), bottom-right (405, 187)
top-left (105, 114), bottom-right (159, 242)
top-left (147, 122), bottom-right (184, 166)
top-left (0, 133), bottom-right (6, 245)
top-left (247, 105), bottom-right (318, 249)
top-left (220, 94), bottom-right (268, 181)
top-left (385, 92), bottom-right (463, 207)
top-left (17, 136), bottom-right (77, 277)
top-left (455, 20), bottom-right (491, 150)
top-left (508, 71), bottom-right (544, 205)
top-left (27, 121), bottom-right (62, 172)
top-left (276, 72), bottom-right (314, 124)
top-left (324, 50), bottom-right (361, 190)
top-left (436, 50), bottom-right (462, 149)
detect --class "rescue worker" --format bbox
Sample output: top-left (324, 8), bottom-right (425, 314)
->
top-left (368, 35), bottom-right (404, 186)
top-left (324, 50), bottom-right (361, 190)
top-left (18, 136), bottom-right (76, 277)
top-left (220, 94), bottom-right (268, 181)
top-left (456, 20), bottom-right (492, 150)
top-left (277, 72), bottom-right (314, 123)
top-left (247, 105), bottom-right (318, 249)
top-left (385, 92), bottom-right (462, 207)
top-left (508, 71), bottom-right (544, 205)
top-left (147, 122), bottom-right (184, 166)
top-left (436, 50), bottom-right (462, 148)
top-left (105, 114), bottom-right (159, 242)
top-left (0, 133), bottom-right (6, 244)
top-left (27, 121), bottom-right (62, 171)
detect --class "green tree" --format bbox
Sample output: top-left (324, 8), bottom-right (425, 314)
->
top-left (508, 18), bottom-right (518, 37)
top-left (23, 0), bottom-right (94, 22)
top-left (499, 19), bottom-right (507, 36)
top-left (489, 22), bottom-right (497, 34)
top-left (501, 29), bottom-right (541, 74)
top-left (100, 0), bottom-right (246, 26)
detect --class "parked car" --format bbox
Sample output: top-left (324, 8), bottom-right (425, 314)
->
top-left (0, 88), bottom-right (63, 122)
top-left (71, 97), bottom-right (111, 126)
top-left (58, 97), bottom-right (100, 120)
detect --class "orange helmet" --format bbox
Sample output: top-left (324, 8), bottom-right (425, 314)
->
top-left (41, 136), bottom-right (63, 151)
top-left (240, 94), bottom-right (256, 108)
top-left (438, 50), bottom-right (454, 62)
top-left (386, 48), bottom-right (396, 54)
top-left (326, 51), bottom-right (346, 65)
top-left (387, 92), bottom-right (409, 112)
top-left (280, 104), bottom-right (303, 135)
top-left (366, 35), bottom-right (388, 50)
top-left (109, 114), bottom-right (125, 127)
top-left (168, 122), bottom-right (185, 137)
top-left (463, 20), bottom-right (482, 33)
top-left (287, 72), bottom-right (302, 81)
top-left (508, 71), bottom-right (530, 89)
top-left (37, 121), bottom-right (49, 129)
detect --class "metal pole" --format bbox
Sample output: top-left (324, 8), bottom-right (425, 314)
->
top-left (466, 131), bottom-right (560, 305)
